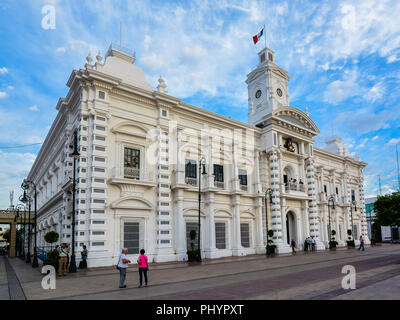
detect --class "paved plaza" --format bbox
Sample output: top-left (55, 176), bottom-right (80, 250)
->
top-left (1, 244), bottom-right (400, 300)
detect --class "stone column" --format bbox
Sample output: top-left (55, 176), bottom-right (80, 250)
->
top-left (269, 151), bottom-right (290, 254)
top-left (358, 176), bottom-right (370, 244)
top-left (231, 195), bottom-right (242, 256)
top-left (173, 189), bottom-right (186, 261)
top-left (204, 192), bottom-right (218, 258)
top-left (255, 198), bottom-right (265, 253)
top-left (306, 158), bottom-right (325, 250)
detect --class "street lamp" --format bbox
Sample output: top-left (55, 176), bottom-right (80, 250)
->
top-left (69, 130), bottom-right (80, 273)
top-left (328, 195), bottom-right (335, 249)
top-left (350, 200), bottom-right (357, 241)
top-left (197, 157), bottom-right (207, 262)
top-left (21, 180), bottom-right (38, 268)
top-left (265, 188), bottom-right (272, 255)
top-left (20, 190), bottom-right (32, 263)
top-left (15, 203), bottom-right (26, 259)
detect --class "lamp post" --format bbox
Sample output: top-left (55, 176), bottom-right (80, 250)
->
top-left (197, 157), bottom-right (207, 262)
top-left (21, 180), bottom-right (38, 268)
top-left (328, 195), bottom-right (335, 249)
top-left (350, 200), bottom-right (357, 241)
top-left (20, 191), bottom-right (32, 263)
top-left (15, 204), bottom-right (26, 259)
top-left (69, 130), bottom-right (80, 273)
top-left (265, 188), bottom-right (272, 255)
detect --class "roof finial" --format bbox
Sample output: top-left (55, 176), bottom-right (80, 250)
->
top-left (85, 53), bottom-right (93, 70)
top-left (305, 106), bottom-right (310, 116)
top-left (157, 76), bottom-right (168, 94)
top-left (96, 51), bottom-right (103, 63)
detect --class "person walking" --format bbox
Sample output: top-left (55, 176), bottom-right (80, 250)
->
top-left (358, 235), bottom-right (365, 251)
top-left (290, 239), bottom-right (297, 255)
top-left (117, 248), bottom-right (131, 288)
top-left (306, 236), bottom-right (311, 253)
top-left (58, 243), bottom-right (70, 276)
top-left (79, 245), bottom-right (88, 269)
top-left (137, 249), bottom-right (149, 287)
top-left (311, 236), bottom-right (316, 252)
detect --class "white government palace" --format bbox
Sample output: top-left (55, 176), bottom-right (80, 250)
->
top-left (24, 44), bottom-right (369, 267)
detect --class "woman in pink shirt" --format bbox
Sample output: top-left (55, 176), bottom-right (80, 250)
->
top-left (137, 249), bottom-right (149, 287)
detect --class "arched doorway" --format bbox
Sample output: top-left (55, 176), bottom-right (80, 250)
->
top-left (286, 211), bottom-right (297, 245)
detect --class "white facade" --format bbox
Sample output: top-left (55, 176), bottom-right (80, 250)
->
top-left (25, 45), bottom-right (369, 267)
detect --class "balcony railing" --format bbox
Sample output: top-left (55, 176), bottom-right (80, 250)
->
top-left (285, 183), bottom-right (306, 193)
top-left (214, 181), bottom-right (225, 189)
top-left (240, 184), bottom-right (248, 191)
top-left (185, 177), bottom-right (198, 186)
top-left (110, 167), bottom-right (155, 182)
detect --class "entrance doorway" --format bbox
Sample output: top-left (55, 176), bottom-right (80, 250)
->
top-left (286, 211), bottom-right (297, 245)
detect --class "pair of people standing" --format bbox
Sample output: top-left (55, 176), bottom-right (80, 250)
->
top-left (117, 248), bottom-right (149, 288)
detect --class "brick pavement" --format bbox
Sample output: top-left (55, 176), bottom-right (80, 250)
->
top-left (3, 244), bottom-right (400, 300)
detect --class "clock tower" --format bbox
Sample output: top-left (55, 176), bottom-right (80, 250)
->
top-left (246, 47), bottom-right (290, 127)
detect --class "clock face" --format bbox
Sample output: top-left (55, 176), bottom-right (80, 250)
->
top-left (255, 89), bottom-right (262, 99)
top-left (277, 88), bottom-right (283, 97)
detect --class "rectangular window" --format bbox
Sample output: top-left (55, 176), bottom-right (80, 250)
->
top-left (94, 178), bottom-right (105, 183)
top-left (215, 223), bottom-right (226, 249)
top-left (323, 185), bottom-right (327, 193)
top-left (160, 240), bottom-right (170, 244)
top-left (93, 199), bottom-right (105, 204)
top-left (351, 190), bottom-right (355, 202)
top-left (238, 169), bottom-right (247, 186)
top-left (213, 164), bottom-right (224, 182)
top-left (94, 168), bottom-right (105, 173)
top-left (96, 126), bottom-right (105, 131)
top-left (240, 223), bottom-right (250, 248)
top-left (93, 210), bottom-right (105, 214)
top-left (92, 231), bottom-right (105, 236)
top-left (93, 189), bottom-right (105, 193)
top-left (185, 160), bottom-right (197, 179)
top-left (124, 147), bottom-right (140, 179)
top-left (124, 222), bottom-right (139, 254)
top-left (336, 187), bottom-right (339, 195)
top-left (162, 110), bottom-right (168, 117)
top-left (186, 222), bottom-right (199, 250)
top-left (94, 157), bottom-right (105, 162)
top-left (98, 91), bottom-right (105, 99)
top-left (96, 116), bottom-right (106, 121)
top-left (95, 146), bottom-right (106, 152)
top-left (92, 220), bottom-right (104, 225)
top-left (92, 242), bottom-right (104, 246)
top-left (95, 136), bottom-right (105, 141)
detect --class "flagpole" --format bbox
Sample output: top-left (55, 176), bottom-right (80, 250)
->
top-left (264, 24), bottom-right (266, 49)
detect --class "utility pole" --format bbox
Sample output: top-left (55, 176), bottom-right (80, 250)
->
top-left (378, 175), bottom-right (382, 195)
top-left (396, 144), bottom-right (400, 191)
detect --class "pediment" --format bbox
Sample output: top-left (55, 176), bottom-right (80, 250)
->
top-left (110, 196), bottom-right (153, 210)
top-left (111, 121), bottom-right (149, 138)
top-left (273, 107), bottom-right (320, 136)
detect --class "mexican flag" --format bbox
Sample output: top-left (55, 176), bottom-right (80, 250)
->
top-left (253, 28), bottom-right (264, 44)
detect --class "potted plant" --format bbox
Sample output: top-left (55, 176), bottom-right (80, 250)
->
top-left (329, 230), bottom-right (338, 249)
top-left (187, 230), bottom-right (199, 263)
top-left (346, 229), bottom-right (355, 247)
top-left (43, 248), bottom-right (59, 271)
top-left (266, 229), bottom-right (276, 256)
top-left (44, 231), bottom-right (59, 251)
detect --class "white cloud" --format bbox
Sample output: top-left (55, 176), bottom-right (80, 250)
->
top-left (7, 86), bottom-right (14, 90)
top-left (56, 47), bottom-right (66, 53)
top-left (387, 55), bottom-right (400, 63)
top-left (323, 70), bottom-right (363, 104)
top-left (365, 82), bottom-right (385, 103)
top-left (0, 92), bottom-right (7, 99)
top-left (0, 67), bottom-right (8, 74)
top-left (372, 136), bottom-right (379, 141)
top-left (29, 105), bottom-right (39, 112)
top-left (386, 138), bottom-right (400, 146)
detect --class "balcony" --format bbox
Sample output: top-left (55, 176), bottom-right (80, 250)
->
top-left (109, 166), bottom-right (156, 188)
top-left (214, 181), bottom-right (225, 189)
top-left (185, 177), bottom-right (198, 187)
top-left (285, 183), bottom-right (306, 193)
top-left (239, 184), bottom-right (248, 191)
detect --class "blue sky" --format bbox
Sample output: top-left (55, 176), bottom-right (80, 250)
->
top-left (0, 0), bottom-right (400, 208)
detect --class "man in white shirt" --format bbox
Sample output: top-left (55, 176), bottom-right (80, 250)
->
top-left (117, 248), bottom-right (131, 288)
top-left (311, 236), bottom-right (316, 251)
top-left (58, 243), bottom-right (70, 276)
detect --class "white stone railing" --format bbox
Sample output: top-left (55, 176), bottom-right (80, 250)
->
top-left (110, 167), bottom-right (155, 182)
top-left (185, 177), bottom-right (198, 186)
top-left (285, 183), bottom-right (306, 192)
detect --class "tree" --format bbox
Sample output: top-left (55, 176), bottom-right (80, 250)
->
top-left (44, 231), bottom-right (59, 250)
top-left (374, 192), bottom-right (400, 226)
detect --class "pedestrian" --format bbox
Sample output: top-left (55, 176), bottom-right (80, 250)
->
top-left (311, 236), bottom-right (316, 251)
top-left (290, 239), bottom-right (297, 255)
top-left (79, 245), bottom-right (88, 269)
top-left (358, 235), bottom-right (365, 251)
top-left (117, 248), bottom-right (131, 288)
top-left (58, 243), bottom-right (70, 276)
top-left (304, 239), bottom-right (308, 252)
top-left (137, 249), bottom-right (149, 287)
top-left (299, 179), bottom-right (304, 185)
